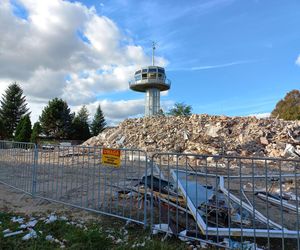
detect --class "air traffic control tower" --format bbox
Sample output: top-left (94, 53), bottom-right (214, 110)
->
top-left (129, 43), bottom-right (171, 116)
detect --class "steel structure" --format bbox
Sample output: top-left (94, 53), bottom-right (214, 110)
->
top-left (129, 43), bottom-right (171, 116)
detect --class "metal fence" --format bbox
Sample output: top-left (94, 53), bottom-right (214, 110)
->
top-left (0, 141), bottom-right (149, 226)
top-left (151, 153), bottom-right (300, 249)
top-left (1, 140), bottom-right (300, 249)
top-left (0, 141), bottom-right (36, 194)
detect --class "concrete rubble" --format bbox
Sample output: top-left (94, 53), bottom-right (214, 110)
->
top-left (83, 114), bottom-right (300, 158)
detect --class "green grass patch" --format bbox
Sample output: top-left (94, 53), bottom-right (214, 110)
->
top-left (0, 212), bottom-right (190, 250)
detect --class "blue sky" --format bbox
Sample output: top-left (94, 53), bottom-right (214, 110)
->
top-left (1, 0), bottom-right (300, 124)
top-left (92, 0), bottom-right (300, 116)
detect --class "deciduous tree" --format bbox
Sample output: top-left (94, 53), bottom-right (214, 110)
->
top-left (271, 90), bottom-right (300, 120)
top-left (167, 102), bottom-right (192, 116)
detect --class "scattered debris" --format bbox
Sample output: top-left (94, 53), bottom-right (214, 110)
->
top-left (256, 191), bottom-right (300, 213)
top-left (222, 238), bottom-right (263, 250)
top-left (152, 224), bottom-right (173, 235)
top-left (106, 234), bottom-right (115, 241)
top-left (11, 216), bottom-right (24, 224)
top-left (110, 161), bottom-right (299, 248)
top-left (4, 230), bottom-right (24, 238)
top-left (284, 144), bottom-right (300, 158)
top-left (45, 214), bottom-right (58, 224)
top-left (19, 219), bottom-right (38, 229)
top-left (132, 241), bottom-right (145, 248)
top-left (59, 216), bottom-right (68, 221)
top-left (3, 229), bottom-right (11, 234)
top-left (115, 238), bottom-right (123, 244)
top-left (22, 229), bottom-right (37, 240)
top-left (45, 234), bottom-right (55, 242)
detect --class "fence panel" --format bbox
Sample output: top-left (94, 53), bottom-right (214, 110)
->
top-left (0, 141), bottom-right (149, 225)
top-left (151, 153), bottom-right (300, 250)
top-left (33, 145), bottom-right (148, 225)
top-left (0, 141), bottom-right (36, 194)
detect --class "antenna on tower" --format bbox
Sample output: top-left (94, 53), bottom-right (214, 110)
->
top-left (152, 41), bottom-right (156, 66)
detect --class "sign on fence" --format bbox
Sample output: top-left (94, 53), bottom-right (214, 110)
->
top-left (101, 148), bottom-right (121, 167)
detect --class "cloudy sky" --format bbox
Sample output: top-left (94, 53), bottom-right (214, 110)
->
top-left (0, 0), bottom-right (300, 125)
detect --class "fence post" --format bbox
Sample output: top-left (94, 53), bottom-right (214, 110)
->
top-left (31, 144), bottom-right (38, 196)
top-left (143, 155), bottom-right (148, 229)
top-left (150, 155), bottom-right (154, 230)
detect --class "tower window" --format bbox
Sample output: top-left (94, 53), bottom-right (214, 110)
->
top-left (148, 68), bottom-right (157, 73)
top-left (148, 73), bottom-right (156, 79)
top-left (135, 74), bottom-right (141, 81)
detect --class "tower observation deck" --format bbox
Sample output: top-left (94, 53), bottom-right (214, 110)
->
top-left (129, 43), bottom-right (171, 116)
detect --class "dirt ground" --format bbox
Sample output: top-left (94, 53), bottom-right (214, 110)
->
top-left (0, 183), bottom-right (104, 223)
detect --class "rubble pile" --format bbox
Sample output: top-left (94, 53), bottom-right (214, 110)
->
top-left (83, 114), bottom-right (300, 158)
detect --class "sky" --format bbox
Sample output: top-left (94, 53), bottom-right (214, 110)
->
top-left (0, 0), bottom-right (300, 125)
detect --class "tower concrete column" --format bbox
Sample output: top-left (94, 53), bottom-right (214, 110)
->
top-left (145, 88), bottom-right (160, 116)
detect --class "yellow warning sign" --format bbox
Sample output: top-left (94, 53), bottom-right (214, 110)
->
top-left (102, 148), bottom-right (121, 167)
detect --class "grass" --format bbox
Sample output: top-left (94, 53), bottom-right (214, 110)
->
top-left (0, 212), bottom-right (190, 250)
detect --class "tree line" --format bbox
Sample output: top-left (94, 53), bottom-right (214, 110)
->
top-left (5, 83), bottom-right (298, 144)
top-left (0, 83), bottom-right (106, 143)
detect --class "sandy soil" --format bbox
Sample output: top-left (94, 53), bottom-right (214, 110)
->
top-left (0, 182), bottom-right (104, 223)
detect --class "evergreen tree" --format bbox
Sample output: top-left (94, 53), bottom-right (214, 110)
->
top-left (0, 119), bottom-right (4, 139)
top-left (167, 102), bottom-right (192, 116)
top-left (14, 114), bottom-right (32, 142)
top-left (72, 105), bottom-right (91, 140)
top-left (90, 104), bottom-right (106, 136)
top-left (0, 82), bottom-right (29, 138)
top-left (271, 90), bottom-right (300, 120)
top-left (30, 122), bottom-right (42, 143)
top-left (39, 98), bottom-right (74, 139)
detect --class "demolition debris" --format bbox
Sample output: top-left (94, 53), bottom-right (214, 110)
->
top-left (83, 115), bottom-right (300, 158)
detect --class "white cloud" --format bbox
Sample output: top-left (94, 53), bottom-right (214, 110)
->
top-left (247, 112), bottom-right (270, 118)
top-left (81, 99), bottom-right (174, 126)
top-left (24, 68), bottom-right (67, 99)
top-left (0, 0), bottom-right (169, 125)
top-left (296, 55), bottom-right (300, 66)
top-left (169, 60), bottom-right (259, 72)
top-left (27, 101), bottom-right (48, 124)
top-left (82, 99), bottom-right (144, 126)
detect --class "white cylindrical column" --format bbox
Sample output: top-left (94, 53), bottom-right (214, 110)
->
top-left (145, 88), bottom-right (160, 116)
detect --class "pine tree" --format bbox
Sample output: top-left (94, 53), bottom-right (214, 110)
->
top-left (72, 105), bottom-right (91, 140)
top-left (14, 114), bottom-right (32, 142)
top-left (0, 82), bottom-right (29, 138)
top-left (0, 119), bottom-right (4, 139)
top-left (39, 98), bottom-right (74, 139)
top-left (90, 104), bottom-right (106, 136)
top-left (30, 122), bottom-right (42, 143)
